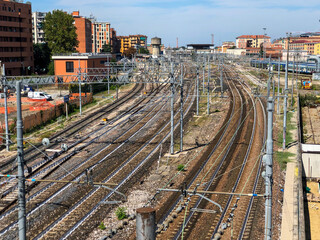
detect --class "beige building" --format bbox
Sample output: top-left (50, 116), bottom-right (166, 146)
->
top-left (236, 35), bottom-right (271, 49)
top-left (32, 11), bottom-right (47, 44)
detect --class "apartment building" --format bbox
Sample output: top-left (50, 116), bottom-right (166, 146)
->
top-left (72, 11), bottom-right (92, 53)
top-left (118, 34), bottom-right (147, 54)
top-left (92, 21), bottom-right (111, 53)
top-left (0, 0), bottom-right (34, 76)
top-left (236, 35), bottom-right (271, 49)
top-left (32, 11), bottom-right (46, 44)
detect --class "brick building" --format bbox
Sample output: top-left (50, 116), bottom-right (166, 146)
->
top-left (72, 11), bottom-right (92, 53)
top-left (0, 0), bottom-right (34, 76)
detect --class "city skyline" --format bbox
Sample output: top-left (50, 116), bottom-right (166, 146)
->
top-left (28, 0), bottom-right (320, 47)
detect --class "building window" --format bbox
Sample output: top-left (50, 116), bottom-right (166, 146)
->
top-left (66, 62), bottom-right (74, 73)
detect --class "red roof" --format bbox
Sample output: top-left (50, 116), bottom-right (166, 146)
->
top-left (237, 35), bottom-right (271, 39)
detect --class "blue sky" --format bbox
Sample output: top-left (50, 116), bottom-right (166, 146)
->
top-left (30, 0), bottom-right (320, 47)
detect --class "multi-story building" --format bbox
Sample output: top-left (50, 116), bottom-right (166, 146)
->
top-left (118, 34), bottom-right (147, 54)
top-left (72, 11), bottom-right (92, 53)
top-left (0, 0), bottom-right (34, 76)
top-left (32, 11), bottom-right (46, 44)
top-left (92, 21), bottom-right (111, 53)
top-left (304, 42), bottom-right (320, 55)
top-left (236, 35), bottom-right (271, 49)
top-left (314, 43), bottom-right (320, 55)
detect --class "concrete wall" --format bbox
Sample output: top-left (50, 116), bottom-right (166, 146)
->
top-left (302, 153), bottom-right (320, 178)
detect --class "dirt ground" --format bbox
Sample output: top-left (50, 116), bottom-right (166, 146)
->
top-left (305, 181), bottom-right (320, 240)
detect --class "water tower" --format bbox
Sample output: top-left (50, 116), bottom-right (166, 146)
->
top-left (151, 37), bottom-right (161, 58)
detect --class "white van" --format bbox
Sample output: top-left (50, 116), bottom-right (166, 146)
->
top-left (27, 91), bottom-right (53, 100)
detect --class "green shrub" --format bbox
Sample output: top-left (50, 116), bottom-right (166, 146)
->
top-left (115, 207), bottom-right (127, 220)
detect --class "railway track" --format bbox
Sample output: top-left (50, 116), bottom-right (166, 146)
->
top-left (153, 64), bottom-right (266, 240)
top-left (0, 82), bottom-right (162, 211)
top-left (0, 81), bottom-right (170, 238)
top-left (0, 83), bottom-right (143, 175)
top-left (1, 65), bottom-right (196, 239)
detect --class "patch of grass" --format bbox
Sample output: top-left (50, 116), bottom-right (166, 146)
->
top-left (177, 164), bottom-right (185, 171)
top-left (98, 222), bottom-right (106, 230)
top-left (277, 111), bottom-right (296, 148)
top-left (115, 207), bottom-right (127, 220)
top-left (275, 151), bottom-right (295, 170)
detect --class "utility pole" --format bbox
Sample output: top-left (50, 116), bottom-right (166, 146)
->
top-left (291, 55), bottom-right (295, 108)
top-left (196, 66), bottom-right (199, 116)
top-left (207, 56), bottom-right (210, 115)
top-left (264, 96), bottom-right (274, 240)
top-left (283, 33), bottom-right (290, 150)
top-left (180, 63), bottom-right (184, 152)
top-left (277, 57), bottom-right (280, 115)
top-left (263, 28), bottom-right (267, 60)
top-left (170, 62), bottom-right (175, 155)
top-left (220, 58), bottom-right (224, 98)
top-left (16, 81), bottom-right (26, 240)
top-left (78, 60), bottom-right (82, 116)
top-left (1, 64), bottom-right (10, 151)
top-left (107, 55), bottom-right (110, 94)
top-left (203, 58), bottom-right (205, 93)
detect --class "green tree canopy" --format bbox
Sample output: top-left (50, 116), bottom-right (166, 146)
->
top-left (138, 47), bottom-right (149, 54)
top-left (101, 43), bottom-right (112, 53)
top-left (43, 10), bottom-right (79, 54)
top-left (33, 43), bottom-right (51, 74)
top-left (123, 47), bottom-right (136, 58)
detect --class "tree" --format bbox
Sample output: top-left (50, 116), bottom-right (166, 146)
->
top-left (101, 43), bottom-right (112, 53)
top-left (123, 47), bottom-right (136, 58)
top-left (43, 10), bottom-right (79, 54)
top-left (33, 43), bottom-right (51, 74)
top-left (138, 47), bottom-right (149, 54)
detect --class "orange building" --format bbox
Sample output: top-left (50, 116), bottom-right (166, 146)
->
top-left (0, 0), bottom-right (34, 76)
top-left (52, 53), bottom-right (111, 82)
top-left (72, 11), bottom-right (92, 53)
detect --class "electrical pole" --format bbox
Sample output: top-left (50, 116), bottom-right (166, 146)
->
top-left (170, 62), bottom-right (175, 155)
top-left (78, 60), bottom-right (82, 116)
top-left (264, 96), bottom-right (274, 240)
top-left (277, 57), bottom-right (280, 115)
top-left (16, 81), bottom-right (26, 240)
top-left (1, 64), bottom-right (10, 151)
top-left (180, 63), bottom-right (184, 152)
top-left (196, 66), bottom-right (199, 116)
top-left (203, 58), bottom-right (205, 93)
top-left (107, 55), bottom-right (110, 94)
top-left (220, 58), bottom-right (224, 98)
top-left (207, 56), bottom-right (210, 115)
top-left (291, 55), bottom-right (295, 108)
top-left (283, 34), bottom-right (290, 150)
